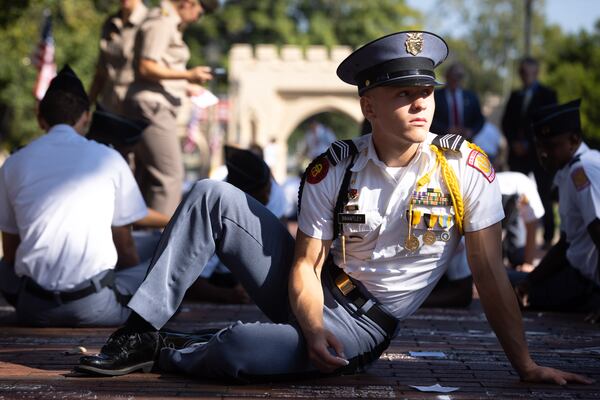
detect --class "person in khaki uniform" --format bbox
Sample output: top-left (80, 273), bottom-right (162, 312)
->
top-left (124, 0), bottom-right (217, 216)
top-left (89, 0), bottom-right (148, 115)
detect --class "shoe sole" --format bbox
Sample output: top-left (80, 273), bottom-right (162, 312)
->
top-left (74, 361), bottom-right (154, 376)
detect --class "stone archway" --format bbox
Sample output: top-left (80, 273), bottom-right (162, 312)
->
top-left (228, 44), bottom-right (363, 181)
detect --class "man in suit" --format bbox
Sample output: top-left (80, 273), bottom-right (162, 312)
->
top-left (431, 62), bottom-right (484, 139)
top-left (501, 57), bottom-right (557, 247)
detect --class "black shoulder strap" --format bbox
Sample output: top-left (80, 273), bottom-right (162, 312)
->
top-left (332, 154), bottom-right (357, 239)
top-left (432, 133), bottom-right (465, 152)
top-left (297, 139), bottom-right (359, 215)
top-left (568, 154), bottom-right (581, 167)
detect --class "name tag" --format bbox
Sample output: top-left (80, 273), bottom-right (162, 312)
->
top-left (338, 213), bottom-right (366, 224)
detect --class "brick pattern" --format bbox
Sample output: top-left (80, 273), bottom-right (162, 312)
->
top-left (0, 299), bottom-right (598, 399)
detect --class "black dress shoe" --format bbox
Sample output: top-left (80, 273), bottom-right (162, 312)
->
top-left (76, 327), bottom-right (162, 376)
top-left (159, 327), bottom-right (221, 349)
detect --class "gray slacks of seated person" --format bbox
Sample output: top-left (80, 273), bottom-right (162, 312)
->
top-left (127, 180), bottom-right (389, 381)
top-left (0, 232), bottom-right (159, 327)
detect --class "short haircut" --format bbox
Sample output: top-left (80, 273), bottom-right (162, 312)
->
top-left (519, 57), bottom-right (539, 68)
top-left (38, 90), bottom-right (89, 127)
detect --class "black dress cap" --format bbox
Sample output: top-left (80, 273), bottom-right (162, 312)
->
top-left (88, 105), bottom-right (149, 146)
top-left (337, 31), bottom-right (449, 95)
top-left (225, 145), bottom-right (271, 193)
top-left (532, 99), bottom-right (581, 139)
top-left (43, 64), bottom-right (88, 104)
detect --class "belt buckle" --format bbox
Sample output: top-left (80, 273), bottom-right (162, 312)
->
top-left (335, 273), bottom-right (356, 296)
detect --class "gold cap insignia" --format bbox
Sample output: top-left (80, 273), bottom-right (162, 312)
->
top-left (405, 32), bottom-right (424, 56)
top-left (365, 79), bottom-right (370, 87)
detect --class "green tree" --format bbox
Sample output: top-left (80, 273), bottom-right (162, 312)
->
top-left (0, 0), bottom-right (112, 150)
top-left (431, 0), bottom-right (548, 97)
top-left (186, 0), bottom-right (422, 68)
top-left (0, 0), bottom-right (423, 151)
top-left (544, 22), bottom-right (600, 146)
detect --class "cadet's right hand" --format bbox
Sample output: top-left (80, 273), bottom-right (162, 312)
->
top-left (305, 328), bottom-right (349, 372)
top-left (187, 66), bottom-right (213, 84)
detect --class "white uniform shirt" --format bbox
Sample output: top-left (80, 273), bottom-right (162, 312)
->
top-left (553, 142), bottom-right (600, 286)
top-left (299, 133), bottom-right (504, 319)
top-left (497, 172), bottom-right (545, 223)
top-left (0, 125), bottom-right (148, 290)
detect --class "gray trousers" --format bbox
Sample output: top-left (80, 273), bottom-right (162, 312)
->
top-left (0, 232), bottom-right (160, 327)
top-left (128, 180), bottom-right (389, 381)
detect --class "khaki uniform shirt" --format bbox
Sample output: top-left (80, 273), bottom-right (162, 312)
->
top-left (97, 3), bottom-right (148, 114)
top-left (129, 1), bottom-right (190, 110)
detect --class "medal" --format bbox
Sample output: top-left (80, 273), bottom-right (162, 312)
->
top-left (423, 213), bottom-right (438, 245)
top-left (348, 189), bottom-right (359, 200)
top-left (404, 235), bottom-right (420, 251)
top-left (404, 205), bottom-right (421, 252)
top-left (438, 215), bottom-right (452, 242)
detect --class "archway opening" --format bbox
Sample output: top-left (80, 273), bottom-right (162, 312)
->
top-left (287, 111), bottom-right (360, 176)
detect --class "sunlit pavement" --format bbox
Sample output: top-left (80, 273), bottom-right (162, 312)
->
top-left (0, 297), bottom-right (598, 399)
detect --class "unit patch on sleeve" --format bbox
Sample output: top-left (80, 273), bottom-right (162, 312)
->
top-left (571, 167), bottom-right (590, 191)
top-left (306, 157), bottom-right (330, 184)
top-left (467, 149), bottom-right (495, 183)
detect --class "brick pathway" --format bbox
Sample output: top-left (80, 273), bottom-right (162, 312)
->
top-left (0, 300), bottom-right (598, 399)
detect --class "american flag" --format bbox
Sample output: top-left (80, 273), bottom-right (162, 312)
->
top-left (33, 10), bottom-right (56, 100)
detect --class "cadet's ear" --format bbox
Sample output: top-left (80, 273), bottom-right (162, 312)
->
top-left (360, 94), bottom-right (376, 122)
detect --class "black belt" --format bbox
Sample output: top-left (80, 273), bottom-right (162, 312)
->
top-left (23, 271), bottom-right (117, 304)
top-left (328, 264), bottom-right (398, 339)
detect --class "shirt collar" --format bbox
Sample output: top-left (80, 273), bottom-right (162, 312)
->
top-left (128, 2), bottom-right (148, 26)
top-left (161, 0), bottom-right (183, 26)
top-left (351, 134), bottom-right (432, 172)
top-left (47, 124), bottom-right (84, 139)
top-left (555, 142), bottom-right (590, 182)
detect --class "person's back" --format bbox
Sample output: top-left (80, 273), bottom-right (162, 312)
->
top-left (0, 66), bottom-right (150, 326)
top-left (3, 126), bottom-right (142, 290)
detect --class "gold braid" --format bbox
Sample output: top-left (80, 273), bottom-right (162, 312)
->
top-left (466, 141), bottom-right (488, 157)
top-left (429, 144), bottom-right (464, 234)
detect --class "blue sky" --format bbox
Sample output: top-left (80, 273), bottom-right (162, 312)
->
top-left (406, 0), bottom-right (599, 34)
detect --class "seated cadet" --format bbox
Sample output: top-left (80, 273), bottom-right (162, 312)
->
top-left (87, 107), bottom-right (170, 230)
top-left (424, 172), bottom-right (545, 308)
top-left (76, 32), bottom-right (590, 385)
top-left (0, 66), bottom-right (153, 327)
top-left (497, 171), bottom-right (545, 271)
top-left (512, 100), bottom-right (600, 315)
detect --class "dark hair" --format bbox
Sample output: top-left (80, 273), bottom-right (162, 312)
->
top-left (519, 57), bottom-right (539, 68)
top-left (38, 90), bottom-right (89, 127)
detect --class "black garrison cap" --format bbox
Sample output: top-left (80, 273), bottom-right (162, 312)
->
top-left (532, 99), bottom-right (582, 139)
top-left (225, 145), bottom-right (271, 193)
top-left (88, 106), bottom-right (149, 146)
top-left (43, 64), bottom-right (88, 104)
top-left (337, 31), bottom-right (449, 96)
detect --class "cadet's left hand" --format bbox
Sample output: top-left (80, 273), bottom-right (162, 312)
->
top-left (520, 364), bottom-right (595, 385)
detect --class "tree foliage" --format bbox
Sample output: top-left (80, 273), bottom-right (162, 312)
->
top-left (0, 0), bottom-right (109, 149)
top-left (186, 0), bottom-right (422, 66)
top-left (544, 23), bottom-right (600, 145)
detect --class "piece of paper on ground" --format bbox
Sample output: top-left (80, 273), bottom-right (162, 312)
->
top-left (409, 383), bottom-right (459, 393)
